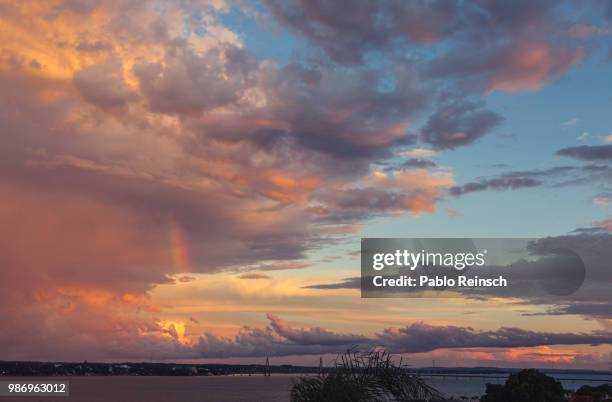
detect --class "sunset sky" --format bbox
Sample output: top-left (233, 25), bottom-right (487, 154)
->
top-left (1, 0), bottom-right (611, 369)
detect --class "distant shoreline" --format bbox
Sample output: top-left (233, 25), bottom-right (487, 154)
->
top-left (1, 360), bottom-right (609, 377)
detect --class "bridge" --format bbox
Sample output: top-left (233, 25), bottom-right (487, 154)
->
top-left (415, 373), bottom-right (609, 382)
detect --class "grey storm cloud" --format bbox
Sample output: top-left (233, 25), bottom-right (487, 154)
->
top-left (556, 144), bottom-right (612, 161)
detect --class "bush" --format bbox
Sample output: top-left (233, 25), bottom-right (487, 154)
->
top-left (290, 349), bottom-right (446, 402)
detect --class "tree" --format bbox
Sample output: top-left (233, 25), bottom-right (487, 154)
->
top-left (481, 369), bottom-right (565, 402)
top-left (575, 383), bottom-right (612, 401)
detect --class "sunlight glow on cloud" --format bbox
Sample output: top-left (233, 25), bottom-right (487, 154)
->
top-left (0, 0), bottom-right (609, 365)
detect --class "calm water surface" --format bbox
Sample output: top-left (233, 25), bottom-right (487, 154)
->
top-left (2, 376), bottom-right (294, 402)
top-left (2, 374), bottom-right (609, 401)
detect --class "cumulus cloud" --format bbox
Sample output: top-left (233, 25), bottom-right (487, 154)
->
top-left (133, 45), bottom-right (257, 114)
top-left (187, 63), bottom-right (426, 160)
top-left (0, 0), bottom-right (452, 360)
top-left (73, 59), bottom-right (138, 110)
top-left (420, 101), bottom-right (502, 149)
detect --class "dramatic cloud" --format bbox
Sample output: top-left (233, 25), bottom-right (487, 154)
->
top-left (377, 323), bottom-right (612, 353)
top-left (266, 314), bottom-right (369, 345)
top-left (0, 0), bottom-right (449, 360)
top-left (263, 0), bottom-right (481, 65)
top-left (0, 0), bottom-right (608, 363)
top-left (188, 315), bottom-right (612, 358)
top-left (266, 0), bottom-right (585, 94)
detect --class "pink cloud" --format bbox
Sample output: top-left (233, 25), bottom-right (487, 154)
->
top-left (486, 42), bottom-right (583, 92)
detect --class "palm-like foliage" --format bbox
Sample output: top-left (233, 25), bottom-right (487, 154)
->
top-left (290, 349), bottom-right (447, 402)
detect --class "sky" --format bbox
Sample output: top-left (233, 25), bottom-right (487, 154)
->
top-left (0, 0), bottom-right (611, 369)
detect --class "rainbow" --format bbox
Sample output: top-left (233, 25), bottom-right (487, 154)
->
top-left (168, 220), bottom-right (191, 273)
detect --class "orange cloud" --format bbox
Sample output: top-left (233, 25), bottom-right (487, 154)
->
top-left (406, 345), bottom-right (584, 367)
top-left (487, 42), bottom-right (583, 92)
top-left (2, 0), bottom-right (599, 365)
